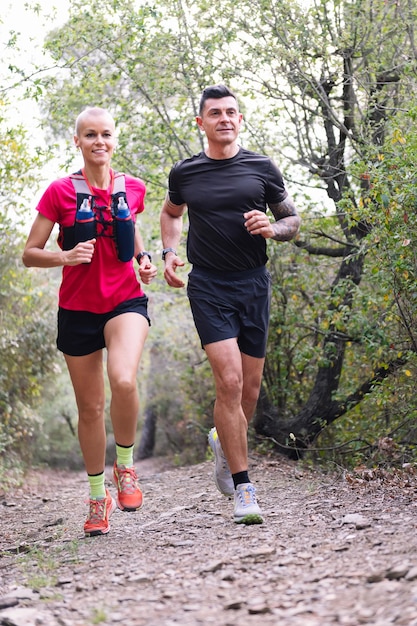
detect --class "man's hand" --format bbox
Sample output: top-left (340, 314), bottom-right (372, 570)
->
top-left (244, 197), bottom-right (301, 242)
top-left (164, 254), bottom-right (185, 288)
top-left (244, 210), bottom-right (275, 239)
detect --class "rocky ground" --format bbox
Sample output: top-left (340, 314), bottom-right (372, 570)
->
top-left (1, 454), bottom-right (417, 626)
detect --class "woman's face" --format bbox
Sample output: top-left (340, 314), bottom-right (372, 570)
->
top-left (74, 112), bottom-right (116, 168)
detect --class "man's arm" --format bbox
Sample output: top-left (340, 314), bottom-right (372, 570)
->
top-left (268, 196), bottom-right (301, 241)
top-left (160, 194), bottom-right (187, 288)
top-left (160, 194), bottom-right (185, 249)
top-left (243, 195), bottom-right (301, 241)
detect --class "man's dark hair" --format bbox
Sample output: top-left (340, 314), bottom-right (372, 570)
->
top-left (199, 84), bottom-right (238, 116)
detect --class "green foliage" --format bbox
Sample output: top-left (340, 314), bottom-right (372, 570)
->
top-left (310, 358), bottom-right (417, 469)
top-left (0, 236), bottom-right (58, 478)
top-left (4, 0), bottom-right (417, 469)
top-left (313, 108), bottom-right (417, 465)
top-left (352, 115), bottom-right (417, 351)
top-left (33, 367), bottom-right (82, 470)
top-left (139, 286), bottom-right (214, 464)
top-left (15, 540), bottom-right (80, 592)
top-left (0, 99), bottom-right (59, 483)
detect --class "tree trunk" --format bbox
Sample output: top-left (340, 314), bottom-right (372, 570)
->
top-left (255, 354), bottom-right (407, 459)
top-left (255, 249), bottom-right (367, 457)
top-left (137, 406), bottom-right (157, 460)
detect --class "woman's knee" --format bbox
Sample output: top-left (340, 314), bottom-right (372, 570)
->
top-left (77, 399), bottom-right (105, 425)
top-left (109, 374), bottom-right (138, 398)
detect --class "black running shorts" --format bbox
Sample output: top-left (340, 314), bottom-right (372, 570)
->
top-left (57, 296), bottom-right (150, 356)
top-left (187, 266), bottom-right (271, 359)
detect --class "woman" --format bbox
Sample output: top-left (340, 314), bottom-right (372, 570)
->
top-left (23, 107), bottom-right (157, 537)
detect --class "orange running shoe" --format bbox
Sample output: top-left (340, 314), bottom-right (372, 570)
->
top-left (84, 489), bottom-right (116, 537)
top-left (113, 462), bottom-right (143, 511)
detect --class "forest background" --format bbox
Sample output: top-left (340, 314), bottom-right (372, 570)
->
top-left (2, 0), bottom-right (417, 487)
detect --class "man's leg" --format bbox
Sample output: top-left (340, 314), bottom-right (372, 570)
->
top-left (241, 352), bottom-right (265, 423)
top-left (205, 341), bottom-right (265, 470)
top-left (204, 338), bottom-right (247, 474)
top-left (205, 339), bottom-right (264, 524)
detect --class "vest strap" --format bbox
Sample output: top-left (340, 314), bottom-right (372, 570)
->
top-left (70, 171), bottom-right (126, 195)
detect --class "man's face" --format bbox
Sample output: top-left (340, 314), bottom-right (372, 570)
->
top-left (196, 96), bottom-right (243, 145)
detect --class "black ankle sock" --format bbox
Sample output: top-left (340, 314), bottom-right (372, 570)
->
top-left (232, 471), bottom-right (250, 489)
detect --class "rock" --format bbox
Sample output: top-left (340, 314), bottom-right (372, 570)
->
top-left (386, 564), bottom-right (410, 580)
top-left (341, 513), bottom-right (372, 529)
top-left (0, 607), bottom-right (41, 626)
top-left (405, 566), bottom-right (417, 581)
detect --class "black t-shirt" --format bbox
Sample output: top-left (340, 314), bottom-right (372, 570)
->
top-left (168, 147), bottom-right (288, 272)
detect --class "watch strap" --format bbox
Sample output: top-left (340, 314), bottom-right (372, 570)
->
top-left (136, 251), bottom-right (152, 263)
top-left (162, 247), bottom-right (177, 260)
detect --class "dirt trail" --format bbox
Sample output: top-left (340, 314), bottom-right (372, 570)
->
top-left (1, 455), bottom-right (417, 626)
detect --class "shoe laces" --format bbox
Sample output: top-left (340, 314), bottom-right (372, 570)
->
top-left (87, 498), bottom-right (106, 524)
top-left (116, 466), bottom-right (139, 494)
top-left (237, 484), bottom-right (256, 507)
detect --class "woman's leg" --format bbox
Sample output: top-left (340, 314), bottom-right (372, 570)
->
top-left (104, 312), bottom-right (149, 511)
top-left (64, 350), bottom-right (106, 476)
top-left (104, 312), bottom-right (149, 445)
top-left (64, 351), bottom-right (116, 536)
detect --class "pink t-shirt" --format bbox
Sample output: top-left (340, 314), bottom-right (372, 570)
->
top-left (36, 172), bottom-right (146, 313)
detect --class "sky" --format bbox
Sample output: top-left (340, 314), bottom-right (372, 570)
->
top-left (3, 0), bottom-right (69, 82)
top-left (3, 0), bottom-right (75, 208)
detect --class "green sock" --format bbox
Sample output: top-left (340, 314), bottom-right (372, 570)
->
top-left (88, 472), bottom-right (106, 500)
top-left (116, 443), bottom-right (134, 467)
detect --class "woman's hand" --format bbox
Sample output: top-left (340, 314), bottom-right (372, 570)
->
top-left (138, 258), bottom-right (157, 284)
top-left (63, 239), bottom-right (97, 265)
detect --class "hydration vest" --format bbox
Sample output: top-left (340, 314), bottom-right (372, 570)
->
top-left (59, 171), bottom-right (135, 262)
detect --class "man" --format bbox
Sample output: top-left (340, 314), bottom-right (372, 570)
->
top-left (160, 85), bottom-right (301, 525)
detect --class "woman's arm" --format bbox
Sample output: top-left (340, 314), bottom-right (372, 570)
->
top-left (22, 213), bottom-right (96, 267)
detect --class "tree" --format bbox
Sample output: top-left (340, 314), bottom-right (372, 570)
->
top-left (0, 98), bottom-right (59, 475)
top-left (23, 0), bottom-right (417, 459)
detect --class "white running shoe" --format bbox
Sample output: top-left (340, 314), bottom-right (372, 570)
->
top-left (208, 427), bottom-right (234, 496)
top-left (233, 483), bottom-right (264, 525)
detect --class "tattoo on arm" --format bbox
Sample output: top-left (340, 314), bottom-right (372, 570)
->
top-left (268, 197), bottom-right (301, 242)
top-left (269, 197), bottom-right (297, 220)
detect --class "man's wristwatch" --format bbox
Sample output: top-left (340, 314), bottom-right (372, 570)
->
top-left (136, 251), bottom-right (152, 263)
top-left (162, 247), bottom-right (177, 261)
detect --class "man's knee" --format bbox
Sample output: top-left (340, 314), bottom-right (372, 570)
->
top-left (215, 371), bottom-right (243, 399)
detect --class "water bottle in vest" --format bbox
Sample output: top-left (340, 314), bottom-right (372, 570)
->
top-left (74, 197), bottom-right (96, 242)
top-left (114, 196), bottom-right (134, 262)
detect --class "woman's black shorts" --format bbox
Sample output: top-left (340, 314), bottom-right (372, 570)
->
top-left (57, 296), bottom-right (150, 356)
top-left (187, 266), bottom-right (271, 359)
